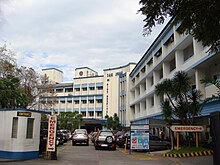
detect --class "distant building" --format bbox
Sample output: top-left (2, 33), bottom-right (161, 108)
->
top-left (39, 63), bottom-right (135, 130)
top-left (42, 68), bottom-right (63, 84)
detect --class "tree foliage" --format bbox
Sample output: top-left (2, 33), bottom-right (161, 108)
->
top-left (0, 44), bottom-right (54, 109)
top-left (138, 0), bottom-right (220, 52)
top-left (106, 113), bottom-right (120, 130)
top-left (155, 71), bottom-right (202, 125)
top-left (58, 112), bottom-right (79, 130)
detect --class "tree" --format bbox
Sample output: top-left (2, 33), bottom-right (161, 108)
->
top-left (155, 71), bottom-right (202, 125)
top-left (0, 44), bottom-right (55, 109)
top-left (156, 71), bottom-right (203, 147)
top-left (105, 113), bottom-right (120, 130)
top-left (138, 0), bottom-right (220, 52)
top-left (0, 75), bottom-right (29, 108)
top-left (58, 112), bottom-right (79, 130)
top-left (0, 44), bottom-right (17, 78)
top-left (71, 113), bottom-right (84, 129)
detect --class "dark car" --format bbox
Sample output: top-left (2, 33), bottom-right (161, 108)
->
top-left (116, 131), bottom-right (130, 148)
top-left (94, 130), bottom-right (116, 150)
top-left (56, 132), bottom-right (64, 146)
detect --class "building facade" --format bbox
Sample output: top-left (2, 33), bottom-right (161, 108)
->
top-left (40, 63), bottom-right (136, 124)
top-left (129, 19), bottom-right (220, 137)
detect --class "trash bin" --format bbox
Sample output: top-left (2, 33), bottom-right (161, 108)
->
top-left (210, 112), bottom-right (220, 165)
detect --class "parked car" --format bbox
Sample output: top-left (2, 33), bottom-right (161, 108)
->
top-left (72, 129), bottom-right (89, 146)
top-left (56, 132), bottom-right (64, 146)
top-left (149, 135), bottom-right (171, 150)
top-left (59, 129), bottom-right (70, 142)
top-left (116, 131), bottom-right (130, 148)
top-left (94, 130), bottom-right (116, 150)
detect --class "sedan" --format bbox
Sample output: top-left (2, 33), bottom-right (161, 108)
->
top-left (72, 129), bottom-right (89, 146)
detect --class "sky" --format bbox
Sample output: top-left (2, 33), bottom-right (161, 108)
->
top-left (0, 0), bottom-right (168, 82)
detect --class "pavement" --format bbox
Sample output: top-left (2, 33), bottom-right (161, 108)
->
top-left (0, 147), bottom-right (213, 165)
top-left (116, 147), bottom-right (213, 165)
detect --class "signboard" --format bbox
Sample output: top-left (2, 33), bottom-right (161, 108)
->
top-left (130, 124), bottom-right (149, 150)
top-left (47, 115), bottom-right (57, 152)
top-left (170, 125), bottom-right (204, 132)
top-left (17, 111), bottom-right (31, 117)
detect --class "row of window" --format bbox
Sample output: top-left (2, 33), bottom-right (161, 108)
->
top-left (55, 86), bottom-right (103, 93)
top-left (80, 111), bottom-right (102, 117)
top-left (60, 100), bottom-right (103, 104)
top-left (132, 42), bottom-right (194, 86)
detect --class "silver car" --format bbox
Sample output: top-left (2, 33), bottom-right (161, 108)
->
top-left (72, 129), bottom-right (89, 146)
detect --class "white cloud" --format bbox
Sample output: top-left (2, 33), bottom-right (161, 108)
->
top-left (1, 0), bottom-right (167, 81)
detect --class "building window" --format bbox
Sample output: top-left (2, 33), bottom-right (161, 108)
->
top-left (97, 112), bottom-right (102, 117)
top-left (82, 87), bottom-right (87, 91)
top-left (65, 88), bottom-right (73, 92)
top-left (60, 100), bottom-right (65, 104)
top-left (56, 89), bottom-right (63, 93)
top-left (159, 68), bottom-right (163, 79)
top-left (11, 117), bottom-right (18, 138)
top-left (89, 100), bottom-right (94, 104)
top-left (97, 86), bottom-right (103, 90)
top-left (89, 112), bottom-right (94, 117)
top-left (75, 88), bottom-right (80, 92)
top-left (154, 48), bottom-right (162, 57)
top-left (26, 118), bottom-right (34, 139)
top-left (147, 58), bottom-right (153, 66)
top-left (97, 100), bottom-right (102, 103)
top-left (151, 97), bottom-right (154, 107)
top-left (151, 76), bottom-right (154, 86)
top-left (183, 43), bottom-right (194, 61)
top-left (82, 100), bottom-right (87, 104)
top-left (74, 100), bottom-right (79, 104)
top-left (81, 112), bottom-right (86, 117)
top-left (141, 66), bottom-right (146, 73)
top-left (89, 87), bottom-right (95, 90)
top-left (169, 57), bottom-right (176, 72)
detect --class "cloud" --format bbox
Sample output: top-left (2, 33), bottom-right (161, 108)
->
top-left (1, 0), bottom-right (167, 81)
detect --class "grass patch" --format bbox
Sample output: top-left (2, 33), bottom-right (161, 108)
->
top-left (166, 147), bottom-right (210, 154)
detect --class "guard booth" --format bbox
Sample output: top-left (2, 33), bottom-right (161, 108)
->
top-left (0, 108), bottom-right (50, 160)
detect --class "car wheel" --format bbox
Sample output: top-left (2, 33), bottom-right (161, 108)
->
top-left (106, 136), bottom-right (113, 144)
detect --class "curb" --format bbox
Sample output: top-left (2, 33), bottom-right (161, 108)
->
top-left (162, 150), bottom-right (213, 158)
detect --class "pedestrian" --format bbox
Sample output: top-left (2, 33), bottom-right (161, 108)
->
top-left (160, 130), bottom-right (164, 141)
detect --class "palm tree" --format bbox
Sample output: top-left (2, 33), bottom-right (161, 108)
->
top-left (156, 71), bottom-right (203, 147)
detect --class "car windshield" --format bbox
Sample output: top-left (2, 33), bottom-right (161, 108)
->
top-left (75, 129), bottom-right (87, 134)
top-left (100, 131), bottom-right (113, 136)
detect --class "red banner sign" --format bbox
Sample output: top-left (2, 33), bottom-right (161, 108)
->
top-left (47, 115), bottom-right (57, 152)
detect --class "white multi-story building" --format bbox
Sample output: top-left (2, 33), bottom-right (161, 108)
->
top-left (40, 63), bottom-right (135, 129)
top-left (128, 19), bottom-right (220, 134)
